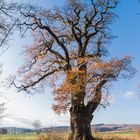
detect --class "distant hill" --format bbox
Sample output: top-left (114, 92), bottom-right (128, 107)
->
top-left (0, 127), bottom-right (33, 134)
top-left (42, 124), bottom-right (140, 132)
top-left (1, 124), bottom-right (140, 133)
top-left (92, 124), bottom-right (140, 132)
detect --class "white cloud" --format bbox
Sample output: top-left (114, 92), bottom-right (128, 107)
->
top-left (1, 117), bottom-right (32, 128)
top-left (45, 113), bottom-right (70, 127)
top-left (124, 91), bottom-right (135, 99)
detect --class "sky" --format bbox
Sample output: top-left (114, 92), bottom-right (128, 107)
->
top-left (0, 0), bottom-right (140, 128)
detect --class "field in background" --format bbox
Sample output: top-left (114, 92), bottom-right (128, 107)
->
top-left (94, 131), bottom-right (140, 140)
top-left (0, 131), bottom-right (139, 140)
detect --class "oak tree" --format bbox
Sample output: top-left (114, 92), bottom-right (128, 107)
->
top-left (12, 0), bottom-right (135, 139)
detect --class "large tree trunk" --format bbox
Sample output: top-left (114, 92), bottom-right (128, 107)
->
top-left (68, 79), bottom-right (107, 140)
top-left (67, 60), bottom-right (107, 140)
top-left (68, 104), bottom-right (96, 140)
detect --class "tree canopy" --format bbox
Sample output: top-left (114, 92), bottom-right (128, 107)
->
top-left (12, 0), bottom-right (135, 113)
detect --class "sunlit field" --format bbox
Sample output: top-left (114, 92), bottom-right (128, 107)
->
top-left (0, 131), bottom-right (139, 140)
top-left (94, 131), bottom-right (140, 140)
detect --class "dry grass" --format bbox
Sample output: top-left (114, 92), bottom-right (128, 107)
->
top-left (45, 131), bottom-right (140, 140)
top-left (0, 131), bottom-right (139, 140)
top-left (42, 132), bottom-right (68, 140)
top-left (94, 131), bottom-right (140, 140)
top-left (37, 131), bottom-right (140, 140)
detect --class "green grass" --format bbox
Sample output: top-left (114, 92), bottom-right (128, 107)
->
top-left (0, 133), bottom-right (39, 140)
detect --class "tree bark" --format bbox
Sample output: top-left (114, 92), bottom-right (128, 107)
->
top-left (68, 104), bottom-right (96, 140)
top-left (68, 79), bottom-right (107, 140)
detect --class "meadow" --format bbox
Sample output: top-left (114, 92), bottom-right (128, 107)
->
top-left (0, 131), bottom-right (139, 140)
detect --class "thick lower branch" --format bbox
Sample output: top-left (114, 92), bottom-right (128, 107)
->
top-left (86, 79), bottom-right (107, 114)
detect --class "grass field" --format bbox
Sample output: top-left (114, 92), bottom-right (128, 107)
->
top-left (0, 131), bottom-right (139, 140)
top-left (94, 131), bottom-right (140, 140)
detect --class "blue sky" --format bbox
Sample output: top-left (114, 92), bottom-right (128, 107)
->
top-left (0, 0), bottom-right (140, 128)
